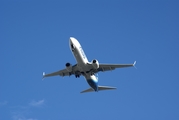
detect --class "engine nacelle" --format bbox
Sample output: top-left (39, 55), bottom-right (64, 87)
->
top-left (92, 59), bottom-right (99, 69)
top-left (65, 62), bottom-right (72, 72)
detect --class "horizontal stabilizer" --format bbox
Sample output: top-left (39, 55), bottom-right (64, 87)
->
top-left (80, 88), bottom-right (94, 93)
top-left (98, 86), bottom-right (117, 91)
top-left (80, 86), bottom-right (116, 93)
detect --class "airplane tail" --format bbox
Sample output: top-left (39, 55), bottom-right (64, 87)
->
top-left (80, 86), bottom-right (116, 93)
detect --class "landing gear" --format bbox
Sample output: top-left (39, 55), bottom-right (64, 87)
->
top-left (75, 75), bottom-right (80, 78)
top-left (90, 72), bottom-right (95, 76)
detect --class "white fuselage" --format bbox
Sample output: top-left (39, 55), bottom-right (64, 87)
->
top-left (69, 37), bottom-right (98, 91)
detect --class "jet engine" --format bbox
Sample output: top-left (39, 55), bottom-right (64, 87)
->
top-left (66, 62), bottom-right (72, 72)
top-left (92, 59), bottom-right (99, 69)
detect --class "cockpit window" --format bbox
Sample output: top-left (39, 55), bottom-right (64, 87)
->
top-left (71, 44), bottom-right (75, 51)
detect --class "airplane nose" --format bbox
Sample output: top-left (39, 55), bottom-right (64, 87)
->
top-left (69, 37), bottom-right (77, 45)
top-left (69, 37), bottom-right (74, 44)
top-left (69, 37), bottom-right (75, 51)
top-left (69, 37), bottom-right (72, 43)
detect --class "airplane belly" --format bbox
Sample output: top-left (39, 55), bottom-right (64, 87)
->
top-left (72, 47), bottom-right (89, 72)
top-left (73, 49), bottom-right (85, 62)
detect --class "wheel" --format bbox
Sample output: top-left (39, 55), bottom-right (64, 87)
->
top-left (75, 75), bottom-right (80, 78)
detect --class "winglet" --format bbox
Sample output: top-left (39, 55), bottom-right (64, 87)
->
top-left (42, 72), bottom-right (45, 80)
top-left (133, 61), bottom-right (137, 69)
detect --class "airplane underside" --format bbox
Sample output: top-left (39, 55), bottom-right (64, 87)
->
top-left (43, 37), bottom-right (136, 93)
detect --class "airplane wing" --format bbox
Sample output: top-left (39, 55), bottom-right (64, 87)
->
top-left (43, 61), bottom-right (136, 78)
top-left (91, 61), bottom-right (136, 73)
top-left (43, 64), bottom-right (79, 78)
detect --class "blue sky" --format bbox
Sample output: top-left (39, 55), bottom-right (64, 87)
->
top-left (1, 1), bottom-right (179, 120)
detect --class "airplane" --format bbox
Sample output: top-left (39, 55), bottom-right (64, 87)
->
top-left (43, 37), bottom-right (136, 93)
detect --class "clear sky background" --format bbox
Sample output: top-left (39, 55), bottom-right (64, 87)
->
top-left (1, 1), bottom-right (179, 120)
